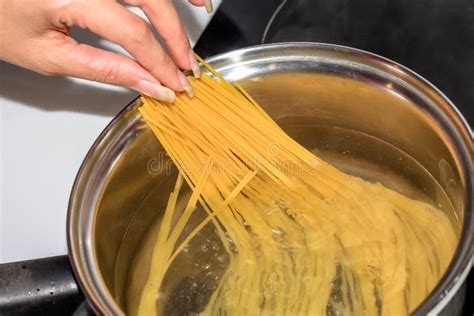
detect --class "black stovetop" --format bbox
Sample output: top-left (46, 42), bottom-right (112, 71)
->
top-left (196, 0), bottom-right (474, 127)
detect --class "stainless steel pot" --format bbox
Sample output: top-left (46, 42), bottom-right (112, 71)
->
top-left (68, 43), bottom-right (474, 315)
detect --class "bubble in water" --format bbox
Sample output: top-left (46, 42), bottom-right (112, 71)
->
top-left (265, 206), bottom-right (278, 215)
top-left (286, 208), bottom-right (297, 219)
top-left (201, 244), bottom-right (208, 252)
top-left (276, 199), bottom-right (288, 211)
top-left (272, 228), bottom-right (282, 235)
top-left (266, 272), bottom-right (282, 295)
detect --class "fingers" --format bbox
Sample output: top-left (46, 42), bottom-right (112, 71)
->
top-left (55, 0), bottom-right (190, 93)
top-left (187, 0), bottom-right (205, 6)
top-left (188, 0), bottom-right (213, 14)
top-left (45, 35), bottom-right (176, 102)
top-left (126, 0), bottom-right (201, 78)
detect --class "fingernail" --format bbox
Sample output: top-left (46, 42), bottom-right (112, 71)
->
top-left (204, 0), bottom-right (213, 14)
top-left (177, 71), bottom-right (194, 97)
top-left (188, 48), bottom-right (201, 78)
top-left (135, 80), bottom-right (175, 103)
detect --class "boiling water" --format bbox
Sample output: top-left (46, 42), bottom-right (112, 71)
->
top-left (123, 124), bottom-right (459, 315)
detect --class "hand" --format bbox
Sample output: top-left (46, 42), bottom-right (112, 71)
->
top-left (0, 0), bottom-right (213, 102)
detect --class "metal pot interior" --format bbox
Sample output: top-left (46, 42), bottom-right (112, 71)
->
top-left (68, 43), bottom-right (473, 315)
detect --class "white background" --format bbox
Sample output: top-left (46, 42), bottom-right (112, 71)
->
top-left (0, 2), bottom-right (220, 263)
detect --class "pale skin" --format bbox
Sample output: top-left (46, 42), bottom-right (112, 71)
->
top-left (0, 0), bottom-right (214, 103)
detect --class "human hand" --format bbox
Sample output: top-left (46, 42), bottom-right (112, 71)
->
top-left (0, 0), bottom-right (213, 102)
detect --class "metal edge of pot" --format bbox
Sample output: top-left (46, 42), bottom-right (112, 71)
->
top-left (207, 42), bottom-right (474, 316)
top-left (67, 97), bottom-right (141, 315)
top-left (67, 42), bottom-right (474, 315)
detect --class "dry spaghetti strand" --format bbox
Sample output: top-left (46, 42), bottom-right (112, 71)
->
top-left (134, 60), bottom-right (457, 316)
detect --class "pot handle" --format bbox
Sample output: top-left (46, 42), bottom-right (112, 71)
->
top-left (0, 255), bottom-right (94, 315)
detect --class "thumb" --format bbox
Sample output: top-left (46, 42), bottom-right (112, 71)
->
top-left (47, 39), bottom-right (176, 103)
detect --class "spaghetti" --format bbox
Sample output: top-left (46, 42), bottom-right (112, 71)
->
top-left (133, 60), bottom-right (457, 315)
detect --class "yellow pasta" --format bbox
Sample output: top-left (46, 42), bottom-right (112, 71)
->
top-left (132, 60), bottom-right (457, 316)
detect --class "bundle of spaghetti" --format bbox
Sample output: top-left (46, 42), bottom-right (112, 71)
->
top-left (134, 60), bottom-right (457, 315)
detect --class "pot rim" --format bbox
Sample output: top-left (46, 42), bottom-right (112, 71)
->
top-left (67, 42), bottom-right (474, 315)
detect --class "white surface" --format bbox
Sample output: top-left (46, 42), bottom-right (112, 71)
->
top-left (0, 2), bottom-right (220, 263)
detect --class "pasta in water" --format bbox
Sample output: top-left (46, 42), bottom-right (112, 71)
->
top-left (131, 58), bottom-right (457, 316)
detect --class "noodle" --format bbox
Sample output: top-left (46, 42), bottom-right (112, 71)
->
top-left (133, 60), bottom-right (457, 315)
